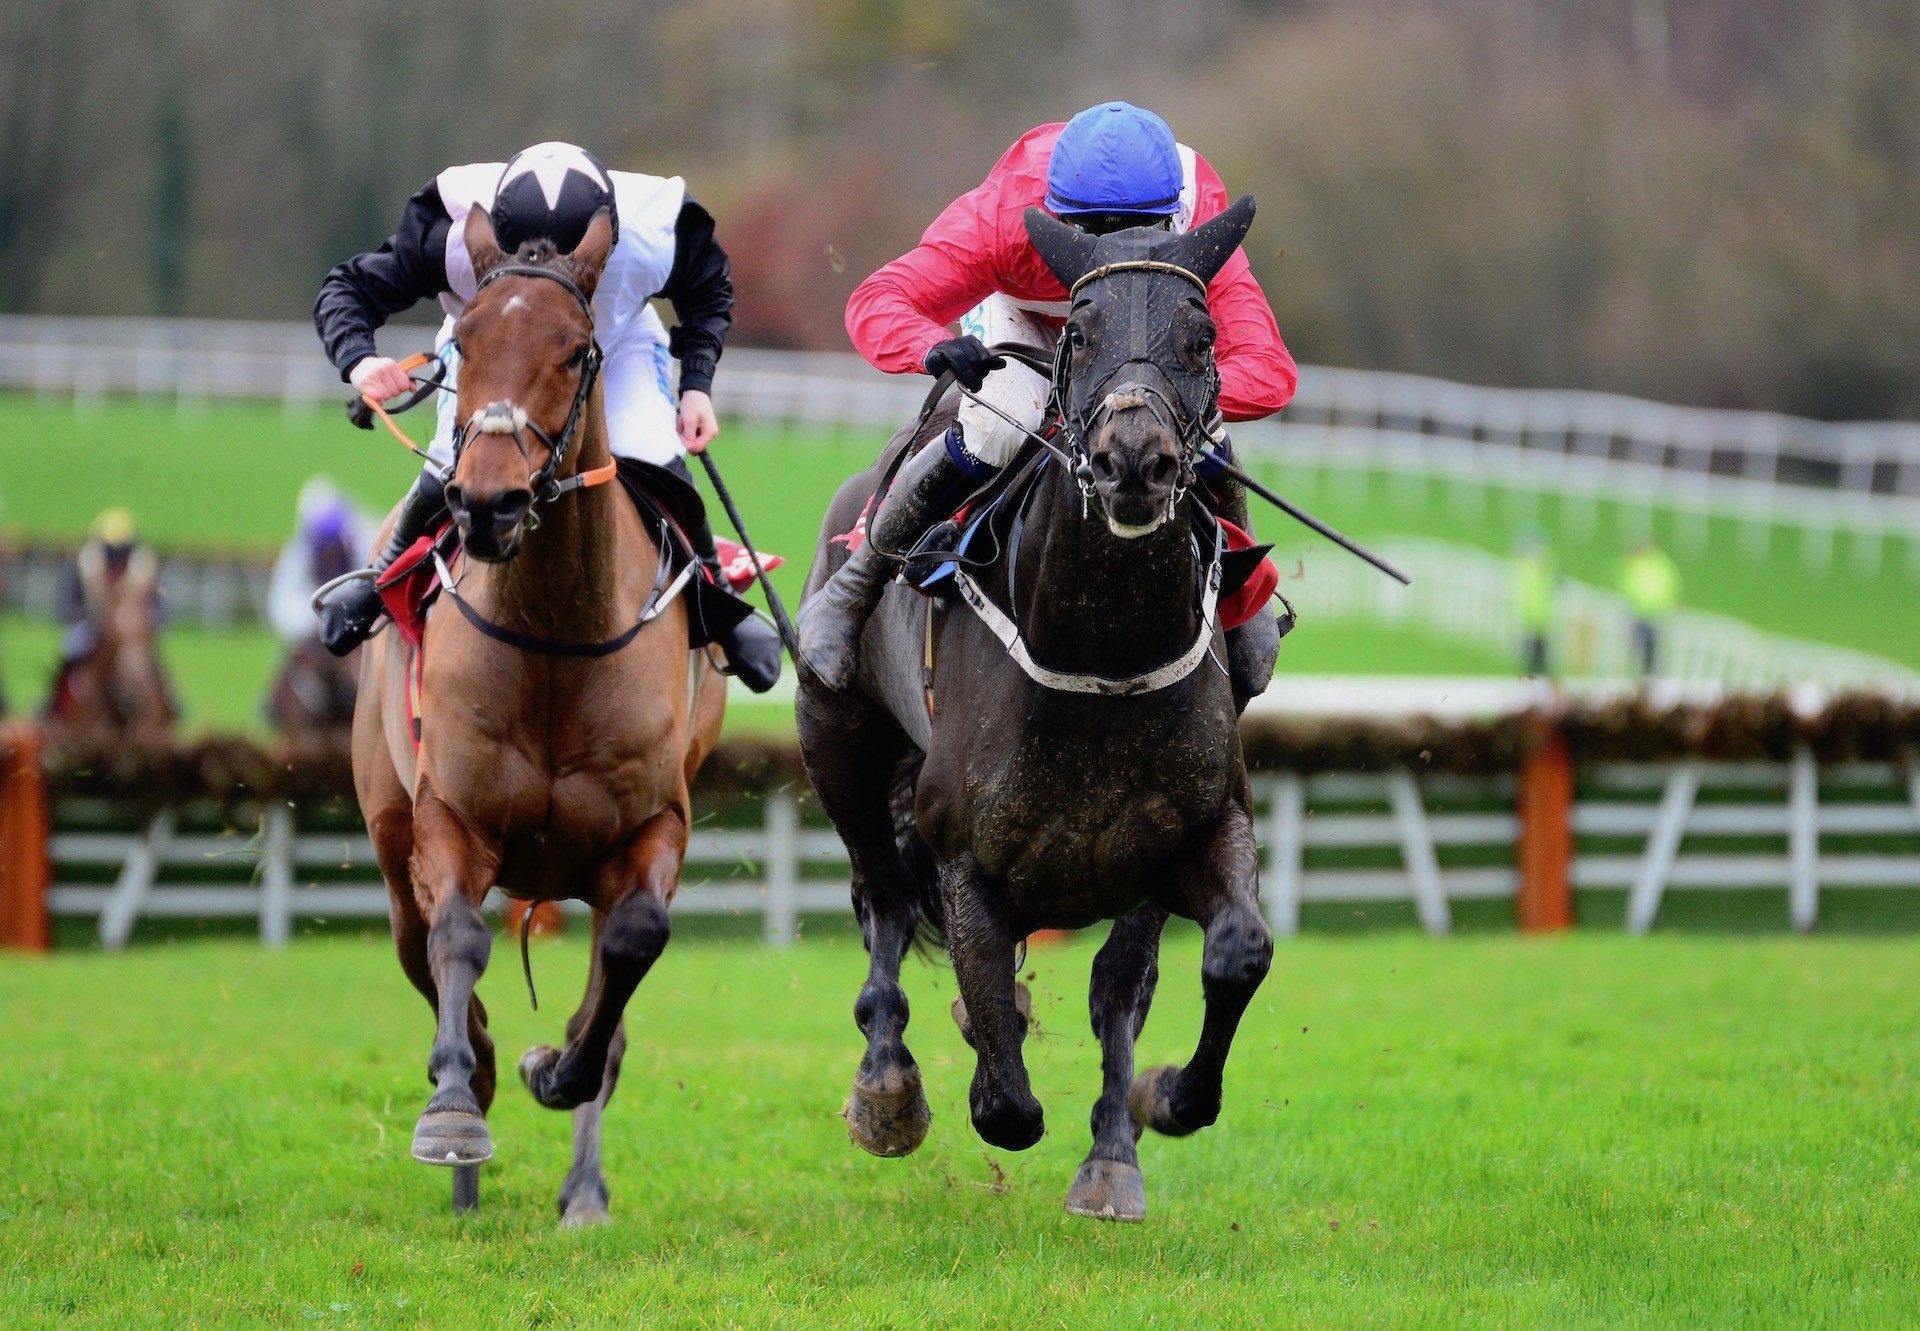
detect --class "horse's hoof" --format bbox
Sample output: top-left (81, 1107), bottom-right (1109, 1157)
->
top-left (1064, 1159), bottom-right (1146, 1222)
top-left (971, 1089), bottom-right (1045, 1152)
top-left (519, 1045), bottom-right (597, 1110)
top-left (560, 1195), bottom-right (611, 1229)
top-left (843, 1063), bottom-right (932, 1158)
top-left (1129, 1064), bottom-right (1215, 1138)
top-left (950, 982), bottom-right (1033, 1049)
top-left (411, 1109), bottom-right (492, 1166)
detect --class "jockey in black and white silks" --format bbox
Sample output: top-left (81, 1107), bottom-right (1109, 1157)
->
top-left (310, 141), bottom-right (781, 691)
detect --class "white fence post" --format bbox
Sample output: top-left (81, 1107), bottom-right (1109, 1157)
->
top-left (1387, 769), bottom-right (1451, 935)
top-left (1787, 748), bottom-right (1819, 933)
top-left (1264, 772), bottom-right (1305, 938)
top-left (260, 804), bottom-right (295, 946)
top-left (1626, 765), bottom-right (1700, 934)
top-left (98, 810), bottom-right (174, 950)
top-left (763, 788), bottom-right (799, 948)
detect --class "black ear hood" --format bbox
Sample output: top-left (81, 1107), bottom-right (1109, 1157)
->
top-left (1164, 195), bottom-right (1256, 284)
top-left (1023, 206), bottom-right (1100, 288)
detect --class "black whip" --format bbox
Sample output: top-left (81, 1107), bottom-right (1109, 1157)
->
top-left (693, 450), bottom-right (801, 659)
top-left (1199, 448), bottom-right (1412, 586)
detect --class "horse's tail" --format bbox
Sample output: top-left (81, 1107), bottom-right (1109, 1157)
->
top-left (887, 749), bottom-right (946, 951)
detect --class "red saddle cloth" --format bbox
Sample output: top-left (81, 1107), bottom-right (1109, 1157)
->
top-left (372, 524), bottom-right (781, 650)
top-left (374, 530), bottom-right (451, 651)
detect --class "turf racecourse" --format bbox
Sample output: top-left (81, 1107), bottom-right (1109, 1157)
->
top-left (2, 930), bottom-right (1915, 1327)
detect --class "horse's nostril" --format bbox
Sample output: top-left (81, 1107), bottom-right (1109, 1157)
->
top-left (443, 484), bottom-right (466, 514)
top-left (1145, 454), bottom-right (1177, 488)
top-left (1090, 452), bottom-right (1121, 482)
top-left (494, 491), bottom-right (533, 525)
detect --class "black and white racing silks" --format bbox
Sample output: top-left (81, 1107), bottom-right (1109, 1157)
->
top-left (313, 163), bottom-right (732, 465)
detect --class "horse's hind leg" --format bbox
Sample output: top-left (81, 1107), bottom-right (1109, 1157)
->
top-left (552, 912), bottom-right (629, 1227)
top-left (552, 998), bottom-right (625, 1221)
top-left (1065, 906), bottom-right (1167, 1222)
top-left (1132, 800), bottom-right (1273, 1138)
top-left (942, 854), bottom-right (1044, 1151)
top-left (799, 700), bottom-right (933, 1156)
top-left (520, 809), bottom-right (682, 1112)
top-left (556, 1023), bottom-right (626, 1227)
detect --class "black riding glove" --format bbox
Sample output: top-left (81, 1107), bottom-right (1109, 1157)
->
top-left (923, 335), bottom-right (1005, 393)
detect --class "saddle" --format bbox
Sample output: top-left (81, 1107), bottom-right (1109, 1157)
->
top-left (374, 458), bottom-right (779, 651)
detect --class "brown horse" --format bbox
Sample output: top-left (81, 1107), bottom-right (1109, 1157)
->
top-left (352, 207), bottom-right (726, 1222)
top-left (266, 639), bottom-right (359, 737)
top-left (46, 545), bottom-right (175, 745)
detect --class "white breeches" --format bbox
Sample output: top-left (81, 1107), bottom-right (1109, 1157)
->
top-left (427, 318), bottom-right (681, 467)
top-left (953, 294), bottom-right (1055, 469)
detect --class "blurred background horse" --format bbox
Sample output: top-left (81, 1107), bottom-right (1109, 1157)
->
top-left (43, 508), bottom-right (175, 743)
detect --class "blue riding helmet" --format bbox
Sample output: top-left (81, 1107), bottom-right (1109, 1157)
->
top-left (1045, 101), bottom-right (1183, 218)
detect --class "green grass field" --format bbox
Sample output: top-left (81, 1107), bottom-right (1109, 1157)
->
top-left (3, 393), bottom-right (1916, 730)
top-left (2, 929), bottom-right (1917, 1326)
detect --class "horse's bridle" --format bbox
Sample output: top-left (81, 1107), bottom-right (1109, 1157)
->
top-left (448, 262), bottom-right (606, 505)
top-left (1051, 259), bottom-right (1223, 515)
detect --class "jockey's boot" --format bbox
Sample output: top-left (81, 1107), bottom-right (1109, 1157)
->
top-left (684, 512), bottom-right (784, 694)
top-left (798, 429), bottom-right (986, 692)
top-left (316, 469), bottom-right (446, 656)
top-left (1208, 465), bottom-right (1289, 711)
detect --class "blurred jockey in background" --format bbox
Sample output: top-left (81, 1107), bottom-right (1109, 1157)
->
top-left (1510, 528), bottom-right (1560, 679)
top-left (59, 507), bottom-right (160, 664)
top-left (310, 141), bottom-right (780, 690)
top-left (1619, 536), bottom-right (1682, 679)
top-left (801, 100), bottom-right (1298, 698)
top-left (269, 478), bottom-right (376, 647)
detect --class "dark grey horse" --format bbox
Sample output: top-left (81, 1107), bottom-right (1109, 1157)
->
top-left (796, 198), bottom-right (1274, 1222)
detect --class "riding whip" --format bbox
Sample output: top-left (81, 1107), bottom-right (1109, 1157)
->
top-left (692, 450), bottom-right (802, 660)
top-left (1198, 448), bottom-right (1412, 587)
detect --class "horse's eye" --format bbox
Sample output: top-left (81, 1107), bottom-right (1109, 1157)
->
top-left (1066, 323), bottom-right (1087, 349)
top-left (565, 345), bottom-right (589, 370)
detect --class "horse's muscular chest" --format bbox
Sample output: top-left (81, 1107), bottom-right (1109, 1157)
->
top-left (925, 701), bottom-right (1239, 908)
top-left (420, 693), bottom-right (679, 893)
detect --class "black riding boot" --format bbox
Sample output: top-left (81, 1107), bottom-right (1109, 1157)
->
top-left (316, 468), bottom-right (446, 656)
top-left (798, 430), bottom-right (986, 692)
top-left (1208, 468), bottom-right (1288, 710)
top-left (682, 510), bottom-right (784, 694)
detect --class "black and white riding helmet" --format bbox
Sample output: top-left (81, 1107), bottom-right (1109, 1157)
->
top-left (489, 142), bottom-right (618, 255)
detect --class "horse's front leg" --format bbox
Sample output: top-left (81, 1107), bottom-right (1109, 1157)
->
top-left (519, 807), bottom-right (682, 1112)
top-left (407, 793), bottom-right (500, 1169)
top-left (1132, 798), bottom-right (1272, 1137)
top-left (942, 854), bottom-right (1044, 1151)
top-left (1064, 905), bottom-right (1167, 1222)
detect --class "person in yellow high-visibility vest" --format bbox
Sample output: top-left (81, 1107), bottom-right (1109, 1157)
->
top-left (1619, 536), bottom-right (1681, 677)
top-left (1510, 529), bottom-right (1559, 678)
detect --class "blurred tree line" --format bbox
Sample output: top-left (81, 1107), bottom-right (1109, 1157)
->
top-left (3, 0), bottom-right (1915, 419)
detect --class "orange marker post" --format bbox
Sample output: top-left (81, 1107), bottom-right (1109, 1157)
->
top-left (1515, 720), bottom-right (1576, 933)
top-left (0, 723), bottom-right (53, 951)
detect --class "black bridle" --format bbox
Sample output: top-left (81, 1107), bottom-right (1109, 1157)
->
top-left (448, 262), bottom-right (605, 505)
top-left (1050, 259), bottom-right (1222, 513)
